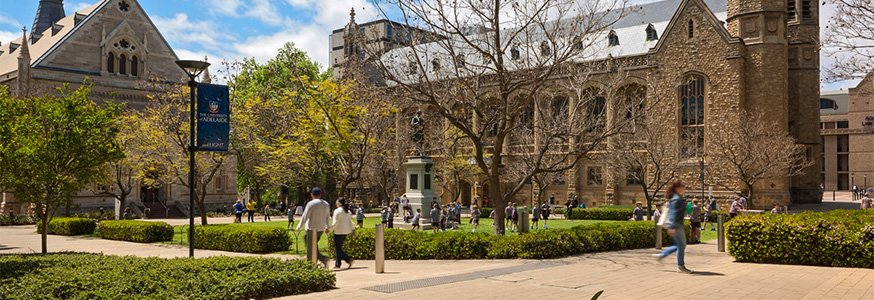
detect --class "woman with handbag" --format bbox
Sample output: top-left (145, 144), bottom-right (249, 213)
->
top-left (656, 181), bottom-right (693, 274)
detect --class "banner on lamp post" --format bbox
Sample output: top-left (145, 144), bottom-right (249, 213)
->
top-left (196, 83), bottom-right (230, 152)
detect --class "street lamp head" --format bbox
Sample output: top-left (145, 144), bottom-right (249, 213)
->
top-left (175, 60), bottom-right (211, 78)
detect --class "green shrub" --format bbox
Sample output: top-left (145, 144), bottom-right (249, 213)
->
top-left (567, 207), bottom-right (633, 220)
top-left (36, 217), bottom-right (96, 236)
top-left (97, 220), bottom-right (174, 243)
top-left (0, 253), bottom-right (335, 299)
top-left (194, 224), bottom-right (290, 254)
top-left (0, 215), bottom-right (35, 226)
top-left (338, 221), bottom-right (669, 260)
top-left (726, 210), bottom-right (874, 268)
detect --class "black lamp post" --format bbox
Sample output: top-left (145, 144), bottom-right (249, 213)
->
top-left (175, 60), bottom-right (210, 258)
top-left (699, 158), bottom-right (706, 205)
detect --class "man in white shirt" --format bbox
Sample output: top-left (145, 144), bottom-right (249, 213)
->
top-left (297, 187), bottom-right (331, 267)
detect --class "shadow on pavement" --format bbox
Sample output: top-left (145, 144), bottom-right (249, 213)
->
top-left (691, 271), bottom-right (724, 276)
top-left (0, 245), bottom-right (18, 251)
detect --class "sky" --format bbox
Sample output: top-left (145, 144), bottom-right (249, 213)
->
top-left (0, 0), bottom-right (858, 90)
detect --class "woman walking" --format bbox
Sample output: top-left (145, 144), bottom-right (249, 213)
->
top-left (331, 198), bottom-right (355, 269)
top-left (656, 181), bottom-right (693, 274)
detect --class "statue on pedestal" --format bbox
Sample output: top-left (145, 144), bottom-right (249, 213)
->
top-left (410, 110), bottom-right (425, 157)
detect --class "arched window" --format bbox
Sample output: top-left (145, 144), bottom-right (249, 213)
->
top-left (107, 53), bottom-right (115, 73)
top-left (607, 30), bottom-right (619, 46)
top-left (584, 88), bottom-right (607, 132)
top-left (130, 55), bottom-right (139, 76)
top-left (679, 75), bottom-right (705, 157)
top-left (688, 20), bottom-right (695, 39)
top-left (119, 54), bottom-right (127, 75)
top-left (510, 46), bottom-right (521, 60)
top-left (801, 0), bottom-right (812, 19)
top-left (645, 24), bottom-right (658, 41)
top-left (618, 84), bottom-right (647, 131)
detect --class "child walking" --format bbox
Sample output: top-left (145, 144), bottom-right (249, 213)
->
top-left (411, 209), bottom-right (421, 230)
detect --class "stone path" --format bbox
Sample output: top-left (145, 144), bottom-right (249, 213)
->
top-left (2, 225), bottom-right (873, 299)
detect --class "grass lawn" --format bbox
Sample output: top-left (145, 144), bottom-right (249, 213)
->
top-left (165, 217), bottom-right (717, 255)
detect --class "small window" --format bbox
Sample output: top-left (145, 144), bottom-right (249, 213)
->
top-left (424, 174), bottom-right (432, 190)
top-left (573, 35), bottom-right (585, 51)
top-left (688, 20), bottom-right (695, 39)
top-left (587, 167), bottom-right (603, 186)
top-left (837, 121), bottom-right (849, 129)
top-left (107, 53), bottom-right (115, 73)
top-left (645, 24), bottom-right (658, 41)
top-left (607, 30), bottom-right (619, 46)
top-left (119, 54), bottom-right (127, 75)
top-left (510, 46), bottom-right (520, 60)
top-left (407, 61), bottom-right (417, 75)
top-left (540, 41), bottom-right (551, 57)
top-left (454, 54), bottom-right (466, 68)
top-left (820, 98), bottom-right (838, 109)
top-left (787, 0), bottom-right (797, 21)
top-left (130, 55), bottom-right (139, 76)
top-left (801, 0), bottom-right (812, 19)
top-left (431, 59), bottom-right (440, 72)
top-left (410, 174), bottom-right (418, 190)
top-left (627, 168), bottom-right (643, 185)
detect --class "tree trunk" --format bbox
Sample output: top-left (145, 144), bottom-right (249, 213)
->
top-left (198, 191), bottom-right (208, 225)
top-left (489, 173), bottom-right (505, 235)
top-left (745, 183), bottom-right (755, 209)
top-left (39, 209), bottom-right (48, 254)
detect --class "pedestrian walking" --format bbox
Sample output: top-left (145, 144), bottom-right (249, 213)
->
top-left (287, 204), bottom-right (295, 229)
top-left (440, 205), bottom-right (449, 232)
top-left (355, 205), bottom-right (365, 228)
top-left (430, 202), bottom-right (441, 233)
top-left (246, 200), bottom-right (257, 222)
top-left (470, 206), bottom-right (481, 232)
top-left (401, 195), bottom-right (413, 222)
top-left (655, 181), bottom-right (693, 274)
top-left (703, 197), bottom-right (717, 231)
top-left (380, 206), bottom-right (390, 225)
top-left (510, 204), bottom-right (519, 231)
top-left (690, 200), bottom-right (702, 244)
top-left (729, 198), bottom-right (741, 219)
top-left (540, 202), bottom-right (550, 229)
top-left (652, 204), bottom-right (661, 223)
top-left (568, 194), bottom-right (579, 219)
top-left (411, 209), bottom-right (421, 230)
top-left (633, 202), bottom-right (644, 221)
top-left (549, 193), bottom-right (556, 206)
top-left (532, 203), bottom-right (541, 229)
top-left (331, 197), bottom-right (355, 269)
top-left (263, 203), bottom-right (272, 222)
top-left (296, 187), bottom-right (331, 268)
top-left (233, 200), bottom-right (244, 223)
top-left (504, 203), bottom-right (514, 229)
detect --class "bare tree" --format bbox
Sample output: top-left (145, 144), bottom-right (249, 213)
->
top-left (824, 0), bottom-right (874, 80)
top-left (708, 111), bottom-right (814, 208)
top-left (364, 0), bottom-right (632, 234)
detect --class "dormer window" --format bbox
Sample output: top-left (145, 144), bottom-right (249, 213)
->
top-left (510, 46), bottom-right (521, 60)
top-left (540, 41), bottom-right (551, 57)
top-left (408, 60), bottom-right (418, 75)
top-left (645, 24), bottom-right (658, 41)
top-left (607, 31), bottom-right (619, 47)
top-left (431, 58), bottom-right (441, 72)
top-left (454, 54), bottom-right (466, 68)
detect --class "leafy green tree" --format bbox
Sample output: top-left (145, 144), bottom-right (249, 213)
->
top-left (0, 85), bottom-right (123, 253)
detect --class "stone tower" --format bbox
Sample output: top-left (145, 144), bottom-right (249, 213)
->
top-left (16, 28), bottom-right (32, 97)
top-left (32, 0), bottom-right (65, 38)
top-left (726, 0), bottom-right (791, 205)
top-left (786, 0), bottom-right (822, 203)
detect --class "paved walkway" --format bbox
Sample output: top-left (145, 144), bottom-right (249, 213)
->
top-left (1, 225), bottom-right (873, 299)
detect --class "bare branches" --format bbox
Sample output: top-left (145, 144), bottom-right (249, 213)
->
top-left (825, 0), bottom-right (874, 80)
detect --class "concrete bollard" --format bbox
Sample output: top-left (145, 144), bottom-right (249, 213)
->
top-left (717, 214), bottom-right (725, 252)
top-left (375, 223), bottom-right (385, 274)
top-left (655, 224), bottom-right (662, 249)
top-left (307, 229), bottom-right (318, 264)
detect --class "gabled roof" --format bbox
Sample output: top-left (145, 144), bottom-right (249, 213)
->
top-left (648, 0), bottom-right (737, 54)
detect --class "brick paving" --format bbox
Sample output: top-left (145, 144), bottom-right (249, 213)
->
top-left (2, 224), bottom-right (873, 299)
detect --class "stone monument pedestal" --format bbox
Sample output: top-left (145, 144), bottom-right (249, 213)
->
top-left (403, 156), bottom-right (438, 227)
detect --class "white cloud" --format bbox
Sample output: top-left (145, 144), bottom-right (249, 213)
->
top-left (244, 0), bottom-right (286, 26)
top-left (205, 0), bottom-right (245, 16)
top-left (152, 13), bottom-right (228, 49)
top-left (64, 1), bottom-right (93, 15)
top-left (0, 30), bottom-right (18, 44)
top-left (0, 14), bottom-right (21, 29)
top-left (233, 25), bottom-right (326, 66)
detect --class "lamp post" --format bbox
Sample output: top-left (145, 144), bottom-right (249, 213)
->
top-left (175, 60), bottom-right (210, 258)
top-left (699, 158), bottom-right (705, 206)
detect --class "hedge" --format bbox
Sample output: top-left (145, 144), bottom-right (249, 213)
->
top-left (566, 207), bottom-right (634, 221)
top-left (335, 221), bottom-right (682, 260)
top-left (0, 215), bottom-right (35, 226)
top-left (0, 253), bottom-right (335, 299)
top-left (36, 218), bottom-right (96, 236)
top-left (726, 210), bottom-right (874, 268)
top-left (97, 220), bottom-right (174, 243)
top-left (194, 224), bottom-right (290, 254)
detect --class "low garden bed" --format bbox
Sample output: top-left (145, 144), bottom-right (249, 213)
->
top-left (36, 217), bottom-right (96, 236)
top-left (0, 253), bottom-right (335, 299)
top-left (98, 220), bottom-right (174, 243)
top-left (726, 210), bottom-right (874, 268)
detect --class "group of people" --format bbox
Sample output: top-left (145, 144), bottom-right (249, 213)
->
top-left (296, 187), bottom-right (356, 270)
top-left (232, 199), bottom-right (292, 223)
top-left (429, 201), bottom-right (468, 232)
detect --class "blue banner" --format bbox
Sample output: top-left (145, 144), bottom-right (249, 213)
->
top-left (196, 83), bottom-right (230, 152)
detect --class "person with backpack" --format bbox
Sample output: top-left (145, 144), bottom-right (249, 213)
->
top-left (380, 206), bottom-right (390, 226)
top-left (233, 200), bottom-right (244, 223)
top-left (401, 195), bottom-right (412, 223)
top-left (411, 208), bottom-right (422, 230)
top-left (504, 203), bottom-right (514, 230)
top-left (355, 205), bottom-right (365, 228)
top-left (532, 203), bottom-right (541, 229)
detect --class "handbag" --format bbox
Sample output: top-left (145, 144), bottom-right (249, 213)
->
top-left (657, 204), bottom-right (670, 227)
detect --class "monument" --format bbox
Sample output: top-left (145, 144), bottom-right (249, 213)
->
top-left (404, 111), bottom-right (437, 227)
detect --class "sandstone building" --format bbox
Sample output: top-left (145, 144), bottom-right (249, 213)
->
top-left (334, 0), bottom-right (823, 208)
top-left (821, 75), bottom-right (874, 194)
top-left (0, 0), bottom-right (237, 217)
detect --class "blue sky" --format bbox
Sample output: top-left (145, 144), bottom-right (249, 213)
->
top-left (0, 0), bottom-right (859, 90)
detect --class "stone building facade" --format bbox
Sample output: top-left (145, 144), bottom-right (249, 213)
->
top-left (336, 0), bottom-right (823, 209)
top-left (820, 74), bottom-right (874, 194)
top-left (0, 0), bottom-right (237, 217)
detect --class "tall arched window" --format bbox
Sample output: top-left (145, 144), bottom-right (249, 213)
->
top-left (107, 53), bottom-right (116, 73)
top-left (119, 54), bottom-right (127, 75)
top-left (584, 88), bottom-right (607, 132)
top-left (801, 0), bottom-right (812, 19)
top-left (618, 84), bottom-right (647, 131)
top-left (130, 55), bottom-right (139, 76)
top-left (679, 75), bottom-right (705, 157)
top-left (787, 0), bottom-right (797, 21)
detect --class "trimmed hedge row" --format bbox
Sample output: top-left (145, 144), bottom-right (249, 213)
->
top-left (194, 224), bottom-right (290, 254)
top-left (0, 215), bottom-right (35, 226)
top-left (566, 207), bottom-right (634, 220)
top-left (36, 218), bottom-right (96, 236)
top-left (0, 253), bottom-right (335, 299)
top-left (336, 221), bottom-right (680, 260)
top-left (726, 210), bottom-right (874, 268)
top-left (97, 220), bottom-right (174, 243)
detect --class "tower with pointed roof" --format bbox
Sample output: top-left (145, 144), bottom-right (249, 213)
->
top-left (16, 28), bottom-right (31, 97)
top-left (32, 0), bottom-right (66, 39)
